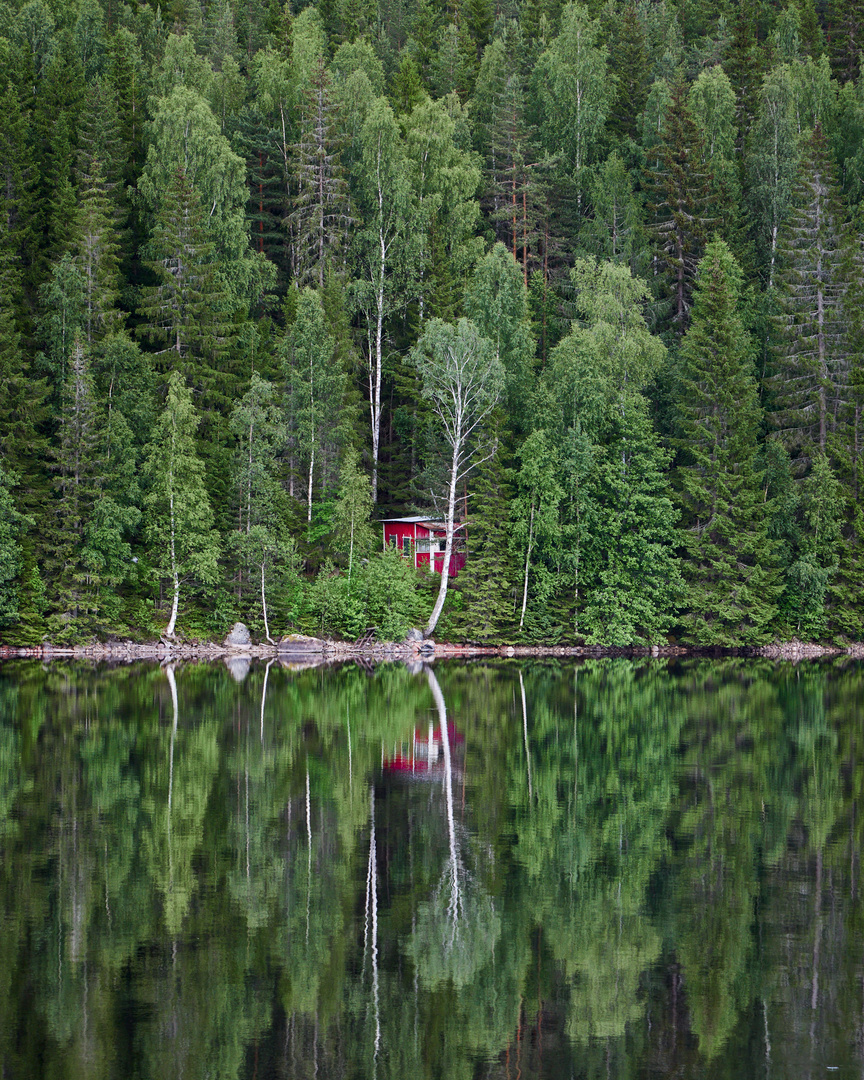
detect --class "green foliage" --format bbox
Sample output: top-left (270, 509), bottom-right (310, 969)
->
top-left (579, 392), bottom-right (683, 644)
top-left (0, 464), bottom-right (32, 629)
top-left (674, 239), bottom-right (780, 643)
top-left (0, 0), bottom-right (861, 645)
top-left (143, 372), bottom-right (221, 636)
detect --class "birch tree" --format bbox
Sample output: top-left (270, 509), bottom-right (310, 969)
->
top-left (229, 374), bottom-right (287, 641)
top-left (143, 372), bottom-right (220, 637)
top-left (536, 3), bottom-right (612, 196)
top-left (283, 288), bottom-right (345, 524)
top-left (410, 318), bottom-right (504, 636)
top-left (352, 97), bottom-right (414, 502)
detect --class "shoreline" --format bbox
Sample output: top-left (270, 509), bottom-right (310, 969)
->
top-left (0, 637), bottom-right (861, 665)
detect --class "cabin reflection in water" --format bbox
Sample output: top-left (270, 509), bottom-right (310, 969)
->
top-left (383, 721), bottom-right (464, 777)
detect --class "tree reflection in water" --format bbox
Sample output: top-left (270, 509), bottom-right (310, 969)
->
top-left (0, 658), bottom-right (863, 1079)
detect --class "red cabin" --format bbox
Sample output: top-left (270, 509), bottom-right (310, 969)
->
top-left (381, 517), bottom-right (467, 577)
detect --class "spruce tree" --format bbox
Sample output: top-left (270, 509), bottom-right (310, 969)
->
top-left (137, 167), bottom-right (233, 409)
top-left (644, 77), bottom-right (716, 335)
top-left (580, 391), bottom-right (683, 645)
top-left (781, 451), bottom-right (844, 639)
top-left (463, 243), bottom-right (536, 426)
top-left (403, 95), bottom-right (483, 323)
top-left (0, 235), bottom-right (50, 521)
top-left (442, 431), bottom-right (516, 643)
top-left (0, 463), bottom-right (32, 631)
top-left (771, 125), bottom-right (853, 460)
top-left (282, 289), bottom-right (347, 524)
top-left (603, 2), bottom-right (652, 143)
top-left (474, 36), bottom-right (548, 281)
top-left (510, 428), bottom-right (564, 640)
top-left (73, 157), bottom-right (125, 346)
top-left (674, 239), bottom-right (780, 644)
top-left (44, 336), bottom-right (104, 638)
top-left (289, 57), bottom-right (353, 287)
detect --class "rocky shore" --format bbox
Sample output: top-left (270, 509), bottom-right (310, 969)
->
top-left (0, 627), bottom-right (860, 665)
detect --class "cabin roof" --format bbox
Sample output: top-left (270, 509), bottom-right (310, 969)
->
top-left (381, 517), bottom-right (467, 531)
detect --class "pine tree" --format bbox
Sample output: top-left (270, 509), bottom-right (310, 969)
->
top-left (234, 104), bottom-right (291, 289)
top-left (770, 125), bottom-right (854, 460)
top-left (674, 239), bottom-right (780, 644)
top-left (143, 372), bottom-right (220, 638)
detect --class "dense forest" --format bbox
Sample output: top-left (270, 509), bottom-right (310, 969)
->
top-left (1, 0), bottom-right (863, 645)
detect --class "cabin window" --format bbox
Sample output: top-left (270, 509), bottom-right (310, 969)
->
top-left (388, 535), bottom-right (397, 548)
top-left (401, 536), bottom-right (412, 555)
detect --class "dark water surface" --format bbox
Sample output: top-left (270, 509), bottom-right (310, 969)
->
top-left (1, 657), bottom-right (863, 1079)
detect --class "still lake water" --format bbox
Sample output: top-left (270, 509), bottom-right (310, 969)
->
top-left (1, 656), bottom-right (863, 1079)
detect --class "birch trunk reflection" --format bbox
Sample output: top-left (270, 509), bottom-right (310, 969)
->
top-left (405, 666), bottom-right (500, 989)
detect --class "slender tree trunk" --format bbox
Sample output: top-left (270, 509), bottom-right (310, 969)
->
top-left (370, 248), bottom-right (385, 503)
top-left (247, 417), bottom-right (253, 533)
top-left (427, 666), bottom-right (461, 923)
top-left (348, 511), bottom-right (355, 590)
top-left (261, 562), bottom-right (273, 643)
top-left (307, 444), bottom-right (315, 525)
top-left (424, 424), bottom-right (461, 637)
top-left (519, 669), bottom-right (533, 800)
top-left (166, 486), bottom-right (180, 637)
top-left (260, 658), bottom-right (272, 741)
top-left (519, 501), bottom-right (535, 631)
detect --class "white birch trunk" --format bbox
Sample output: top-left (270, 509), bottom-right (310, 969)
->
top-left (369, 242), bottom-right (385, 504)
top-left (519, 502), bottom-right (535, 631)
top-left (261, 562), bottom-right (273, 643)
top-left (166, 485), bottom-right (180, 637)
top-left (424, 425), bottom-right (460, 637)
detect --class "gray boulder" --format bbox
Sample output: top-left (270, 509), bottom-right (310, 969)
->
top-left (224, 622), bottom-right (251, 647)
top-left (278, 633), bottom-right (326, 653)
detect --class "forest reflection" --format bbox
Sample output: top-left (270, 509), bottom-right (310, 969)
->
top-left (0, 657), bottom-right (863, 1079)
